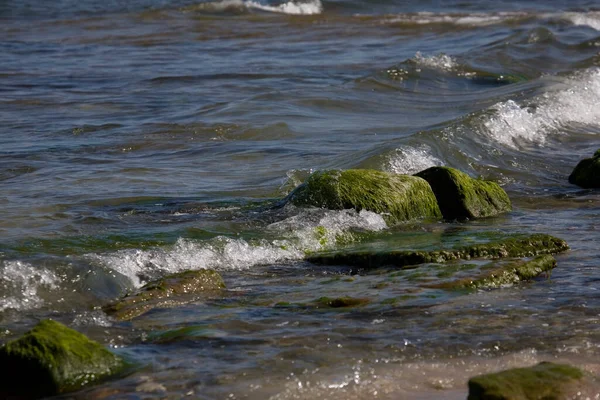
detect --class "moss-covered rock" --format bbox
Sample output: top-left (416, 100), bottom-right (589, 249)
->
top-left (0, 319), bottom-right (125, 398)
top-left (288, 169), bottom-right (442, 224)
top-left (415, 166), bottom-right (511, 220)
top-left (307, 234), bottom-right (568, 269)
top-left (468, 362), bottom-right (584, 400)
top-left (104, 269), bottom-right (225, 321)
top-left (429, 254), bottom-right (556, 289)
top-left (568, 149), bottom-right (600, 188)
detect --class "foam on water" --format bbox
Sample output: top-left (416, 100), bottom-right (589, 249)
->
top-left (386, 12), bottom-right (528, 27)
top-left (561, 12), bottom-right (600, 31)
top-left (412, 52), bottom-right (457, 72)
top-left (385, 146), bottom-right (443, 174)
top-left (185, 0), bottom-right (322, 15)
top-left (0, 261), bottom-right (59, 312)
top-left (89, 209), bottom-right (386, 287)
top-left (483, 68), bottom-right (600, 148)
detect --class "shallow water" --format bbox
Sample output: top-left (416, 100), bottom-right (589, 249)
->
top-left (2, 0), bottom-right (600, 398)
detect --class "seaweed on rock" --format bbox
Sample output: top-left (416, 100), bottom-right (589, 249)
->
top-left (288, 169), bottom-right (442, 224)
top-left (0, 320), bottom-right (125, 398)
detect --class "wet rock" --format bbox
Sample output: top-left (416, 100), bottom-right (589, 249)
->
top-left (307, 234), bottom-right (568, 269)
top-left (415, 166), bottom-right (511, 219)
top-left (288, 169), bottom-right (442, 224)
top-left (428, 254), bottom-right (556, 289)
top-left (568, 149), bottom-right (600, 188)
top-left (104, 269), bottom-right (225, 321)
top-left (468, 362), bottom-right (584, 400)
top-left (0, 319), bottom-right (125, 399)
top-left (314, 296), bottom-right (370, 308)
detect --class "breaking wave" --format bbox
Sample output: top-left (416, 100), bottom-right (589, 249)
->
top-left (184, 0), bottom-right (322, 15)
top-left (482, 68), bottom-right (600, 147)
top-left (0, 261), bottom-right (59, 312)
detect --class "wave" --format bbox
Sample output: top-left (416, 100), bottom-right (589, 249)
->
top-left (482, 68), bottom-right (600, 147)
top-left (0, 261), bottom-right (59, 312)
top-left (384, 146), bottom-right (443, 175)
top-left (87, 209), bottom-right (386, 287)
top-left (382, 11), bottom-right (600, 31)
top-left (183, 0), bottom-right (322, 15)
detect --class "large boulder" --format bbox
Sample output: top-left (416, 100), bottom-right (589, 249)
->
top-left (468, 362), bottom-right (584, 400)
top-left (307, 234), bottom-right (569, 269)
top-left (415, 166), bottom-right (511, 220)
top-left (288, 169), bottom-right (442, 224)
top-left (0, 319), bottom-right (125, 398)
top-left (569, 149), bottom-right (600, 188)
top-left (104, 269), bottom-right (225, 321)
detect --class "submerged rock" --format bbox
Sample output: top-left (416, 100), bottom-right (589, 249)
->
top-left (428, 254), bottom-right (556, 289)
top-left (568, 149), bottom-right (600, 188)
top-left (314, 296), bottom-right (370, 308)
top-left (468, 362), bottom-right (584, 400)
top-left (288, 169), bottom-right (442, 224)
top-left (415, 166), bottom-right (511, 220)
top-left (0, 319), bottom-right (125, 399)
top-left (307, 234), bottom-right (568, 269)
top-left (105, 269), bottom-right (225, 321)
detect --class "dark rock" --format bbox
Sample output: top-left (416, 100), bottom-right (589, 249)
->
top-left (569, 149), bottom-right (600, 188)
top-left (415, 166), bottom-right (511, 220)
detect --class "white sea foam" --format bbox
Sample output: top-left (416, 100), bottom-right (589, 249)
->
top-left (413, 52), bottom-right (457, 72)
top-left (88, 209), bottom-right (386, 287)
top-left (483, 68), bottom-right (600, 147)
top-left (385, 146), bottom-right (443, 175)
top-left (186, 0), bottom-right (322, 15)
top-left (0, 261), bottom-right (59, 312)
top-left (561, 12), bottom-right (600, 31)
top-left (386, 12), bottom-right (527, 27)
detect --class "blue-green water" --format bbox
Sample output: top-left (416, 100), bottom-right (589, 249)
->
top-left (2, 0), bottom-right (600, 398)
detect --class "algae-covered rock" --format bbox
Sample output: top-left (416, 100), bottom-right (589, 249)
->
top-left (468, 362), bottom-right (584, 400)
top-left (0, 319), bottom-right (125, 398)
top-left (307, 234), bottom-right (568, 269)
top-left (105, 269), bottom-right (225, 321)
top-left (288, 169), bottom-right (442, 224)
top-left (429, 254), bottom-right (556, 289)
top-left (568, 149), bottom-right (600, 188)
top-left (415, 166), bottom-right (511, 219)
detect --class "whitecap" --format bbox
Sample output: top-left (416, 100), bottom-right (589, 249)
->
top-left (185, 0), bottom-right (322, 15)
top-left (413, 52), bottom-right (457, 72)
top-left (88, 209), bottom-right (386, 287)
top-left (0, 261), bottom-right (59, 312)
top-left (561, 12), bottom-right (600, 31)
top-left (385, 146), bottom-right (443, 175)
top-left (385, 11), bottom-right (528, 27)
top-left (483, 68), bottom-right (600, 147)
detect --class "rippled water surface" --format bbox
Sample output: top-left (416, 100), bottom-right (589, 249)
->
top-left (2, 0), bottom-right (600, 398)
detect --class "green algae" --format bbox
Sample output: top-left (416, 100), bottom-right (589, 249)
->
top-left (568, 149), bottom-right (600, 188)
top-left (306, 234), bottom-right (568, 269)
top-left (428, 254), bottom-right (556, 289)
top-left (468, 362), bottom-right (584, 400)
top-left (0, 320), bottom-right (125, 398)
top-left (104, 269), bottom-right (225, 321)
top-left (289, 169), bottom-right (442, 224)
top-left (415, 166), bottom-right (511, 220)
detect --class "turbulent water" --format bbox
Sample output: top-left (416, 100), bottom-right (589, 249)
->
top-left (2, 0), bottom-right (600, 398)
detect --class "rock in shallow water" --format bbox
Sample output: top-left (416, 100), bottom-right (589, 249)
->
top-left (468, 362), bottom-right (584, 400)
top-left (415, 166), bottom-right (511, 220)
top-left (568, 149), bottom-right (600, 189)
top-left (307, 234), bottom-right (568, 269)
top-left (288, 169), bottom-right (442, 224)
top-left (0, 319), bottom-right (125, 399)
top-left (104, 269), bottom-right (226, 321)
